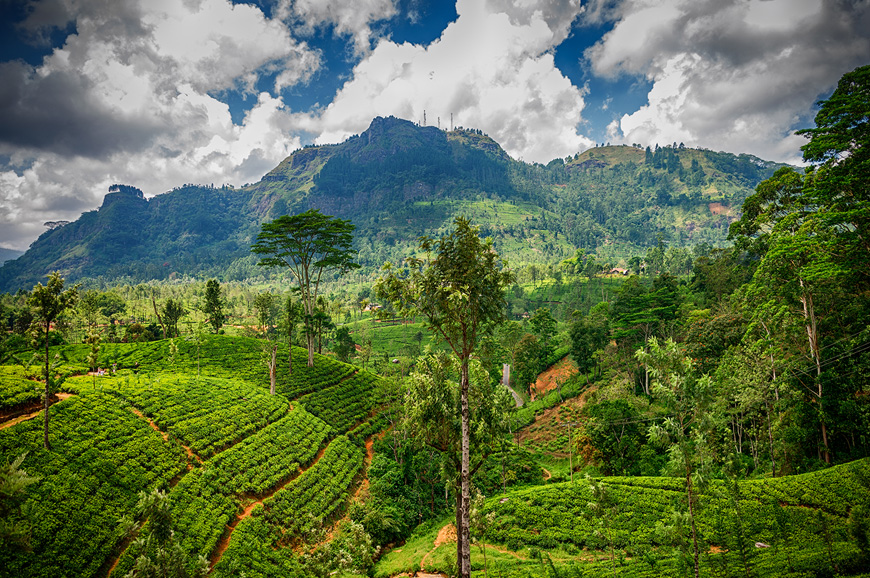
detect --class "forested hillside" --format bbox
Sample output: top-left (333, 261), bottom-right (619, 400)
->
top-left (1, 60), bottom-right (868, 578)
top-left (0, 117), bottom-right (789, 293)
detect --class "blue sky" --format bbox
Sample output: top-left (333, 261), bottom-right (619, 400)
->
top-left (0, 0), bottom-right (868, 251)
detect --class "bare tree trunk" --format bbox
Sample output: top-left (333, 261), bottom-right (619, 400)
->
top-left (687, 469), bottom-right (700, 578)
top-left (151, 295), bottom-right (167, 339)
top-left (269, 345), bottom-right (277, 395)
top-left (43, 321), bottom-right (51, 451)
top-left (765, 398), bottom-right (777, 477)
top-left (459, 358), bottom-right (471, 578)
top-left (799, 281), bottom-right (829, 463)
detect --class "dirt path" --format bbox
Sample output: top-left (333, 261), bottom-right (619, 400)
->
top-left (208, 442), bottom-right (330, 572)
top-left (103, 526), bottom-right (141, 578)
top-left (0, 393), bottom-right (75, 431)
top-left (530, 356), bottom-right (578, 400)
top-left (353, 436), bottom-right (374, 498)
top-left (481, 542), bottom-right (528, 560)
top-left (319, 435), bottom-right (376, 545)
top-left (128, 407), bottom-right (203, 465)
top-left (542, 468), bottom-right (552, 480)
top-left (420, 524), bottom-right (456, 571)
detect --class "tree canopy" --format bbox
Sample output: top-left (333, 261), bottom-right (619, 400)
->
top-left (251, 209), bottom-right (358, 366)
top-left (376, 216), bottom-right (514, 578)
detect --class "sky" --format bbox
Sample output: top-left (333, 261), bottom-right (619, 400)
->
top-left (0, 0), bottom-right (868, 252)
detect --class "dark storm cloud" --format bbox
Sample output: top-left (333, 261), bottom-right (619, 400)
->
top-left (0, 60), bottom-right (165, 158)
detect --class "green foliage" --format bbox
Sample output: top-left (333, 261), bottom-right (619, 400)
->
top-left (161, 299), bottom-right (186, 339)
top-left (530, 308), bottom-right (557, 357)
top-left (569, 307), bottom-right (608, 376)
top-left (0, 366), bottom-right (43, 410)
top-left (475, 459), bottom-right (870, 576)
top-left (332, 326), bottom-right (355, 363)
top-left (298, 370), bottom-right (381, 432)
top-left (201, 280), bottom-right (225, 334)
top-left (0, 331), bottom-right (383, 578)
top-left (584, 399), bottom-right (653, 476)
top-left (120, 488), bottom-right (209, 578)
top-left (0, 392), bottom-right (187, 578)
top-left (0, 452), bottom-right (40, 550)
top-left (109, 374), bottom-right (290, 459)
top-left (251, 208), bottom-right (359, 365)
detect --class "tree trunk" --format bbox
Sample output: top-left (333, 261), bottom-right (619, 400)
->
top-left (459, 358), bottom-right (472, 578)
top-left (43, 321), bottom-right (51, 451)
top-left (151, 296), bottom-right (167, 339)
top-left (307, 331), bottom-right (315, 367)
top-left (455, 492), bottom-right (463, 576)
top-left (269, 344), bottom-right (277, 395)
top-left (765, 397), bottom-right (777, 478)
top-left (687, 468), bottom-right (700, 578)
top-left (799, 282), bottom-right (830, 463)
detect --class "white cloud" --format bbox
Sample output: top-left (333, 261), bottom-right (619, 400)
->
top-left (278, 0), bottom-right (399, 54)
top-left (310, 0), bottom-right (593, 163)
top-left (587, 0), bottom-right (870, 162)
top-left (0, 0), bottom-right (314, 250)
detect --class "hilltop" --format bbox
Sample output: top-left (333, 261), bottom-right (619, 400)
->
top-left (0, 116), bottom-right (791, 292)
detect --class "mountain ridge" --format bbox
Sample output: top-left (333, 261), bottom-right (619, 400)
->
top-left (0, 116), bottom-right (791, 292)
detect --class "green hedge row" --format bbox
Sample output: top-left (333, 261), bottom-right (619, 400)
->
top-left (0, 366), bottom-right (42, 410)
top-left (105, 374), bottom-right (289, 459)
top-left (299, 370), bottom-right (381, 433)
top-left (0, 391), bottom-right (186, 578)
top-left (210, 436), bottom-right (365, 578)
top-left (481, 459), bottom-right (870, 575)
top-left (265, 435), bottom-right (365, 532)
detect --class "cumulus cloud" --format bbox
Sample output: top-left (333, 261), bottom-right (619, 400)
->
top-left (0, 0), bottom-right (315, 250)
top-left (587, 0), bottom-right (870, 162)
top-left (278, 0), bottom-right (399, 54)
top-left (310, 0), bottom-right (593, 163)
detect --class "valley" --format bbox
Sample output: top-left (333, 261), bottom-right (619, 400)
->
top-left (2, 66), bottom-right (870, 578)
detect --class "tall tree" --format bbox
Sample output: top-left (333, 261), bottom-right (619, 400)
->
top-left (161, 299), bottom-right (186, 338)
top-left (797, 64), bottom-right (870, 212)
top-left (251, 209), bottom-right (359, 367)
top-left (283, 295), bottom-right (300, 375)
top-left (119, 488), bottom-right (208, 578)
top-left (202, 279), bottom-right (225, 333)
top-left (569, 306), bottom-right (609, 382)
top-left (529, 307), bottom-right (556, 359)
top-left (332, 326), bottom-right (355, 363)
top-left (403, 352), bottom-right (513, 576)
top-left (376, 217), bottom-right (514, 578)
top-left (639, 338), bottom-right (715, 578)
top-left (28, 272), bottom-right (77, 450)
top-left (254, 293), bottom-right (279, 395)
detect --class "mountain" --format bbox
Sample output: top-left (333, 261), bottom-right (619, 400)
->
top-left (0, 116), bottom-right (790, 293)
top-left (0, 247), bottom-right (23, 265)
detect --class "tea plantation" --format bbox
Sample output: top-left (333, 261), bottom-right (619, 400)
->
top-left (2, 334), bottom-right (869, 577)
top-left (0, 335), bottom-right (378, 578)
